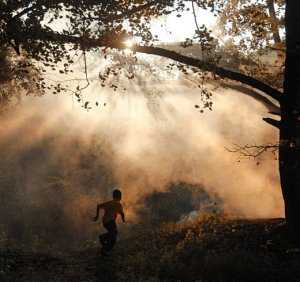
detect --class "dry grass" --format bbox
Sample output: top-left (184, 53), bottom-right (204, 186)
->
top-left (1, 215), bottom-right (300, 282)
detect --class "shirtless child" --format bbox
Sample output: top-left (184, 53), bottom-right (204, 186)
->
top-left (93, 189), bottom-right (125, 255)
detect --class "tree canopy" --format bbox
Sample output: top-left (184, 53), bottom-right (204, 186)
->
top-left (0, 0), bottom-right (284, 105)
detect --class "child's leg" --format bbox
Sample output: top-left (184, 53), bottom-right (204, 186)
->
top-left (99, 222), bottom-right (110, 249)
top-left (99, 232), bottom-right (109, 245)
top-left (104, 221), bottom-right (118, 252)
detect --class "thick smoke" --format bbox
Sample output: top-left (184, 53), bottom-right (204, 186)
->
top-left (0, 56), bottom-right (283, 251)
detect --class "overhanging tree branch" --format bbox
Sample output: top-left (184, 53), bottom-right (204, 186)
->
top-left (22, 28), bottom-right (283, 103)
top-left (219, 82), bottom-right (280, 113)
top-left (118, 46), bottom-right (283, 103)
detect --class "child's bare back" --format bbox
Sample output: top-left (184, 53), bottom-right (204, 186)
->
top-left (93, 189), bottom-right (125, 255)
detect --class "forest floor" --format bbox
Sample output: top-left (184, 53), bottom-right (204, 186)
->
top-left (1, 217), bottom-right (300, 282)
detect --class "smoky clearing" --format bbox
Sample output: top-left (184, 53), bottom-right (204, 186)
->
top-left (0, 48), bottom-right (287, 282)
top-left (0, 73), bottom-right (283, 253)
top-left (2, 0), bottom-right (300, 281)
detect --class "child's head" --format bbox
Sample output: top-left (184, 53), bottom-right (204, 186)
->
top-left (113, 189), bottom-right (122, 201)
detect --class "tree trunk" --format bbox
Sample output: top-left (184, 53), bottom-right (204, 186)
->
top-left (279, 0), bottom-right (300, 240)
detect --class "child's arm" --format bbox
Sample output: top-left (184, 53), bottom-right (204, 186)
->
top-left (92, 203), bottom-right (104, 222)
top-left (120, 211), bottom-right (125, 223)
top-left (120, 205), bottom-right (126, 223)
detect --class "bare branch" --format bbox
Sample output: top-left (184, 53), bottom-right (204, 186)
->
top-left (266, 0), bottom-right (281, 43)
top-left (9, 4), bottom-right (39, 22)
top-left (268, 111), bottom-right (281, 116)
top-left (192, 0), bottom-right (201, 34)
top-left (220, 81), bottom-right (280, 113)
top-left (262, 117), bottom-right (281, 128)
top-left (80, 50), bottom-right (90, 91)
top-left (226, 143), bottom-right (279, 158)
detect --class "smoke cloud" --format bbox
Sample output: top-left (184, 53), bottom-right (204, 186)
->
top-left (0, 55), bottom-right (283, 252)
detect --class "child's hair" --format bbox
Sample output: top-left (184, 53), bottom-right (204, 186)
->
top-left (113, 189), bottom-right (122, 200)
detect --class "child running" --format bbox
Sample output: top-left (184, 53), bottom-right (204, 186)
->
top-left (93, 189), bottom-right (125, 256)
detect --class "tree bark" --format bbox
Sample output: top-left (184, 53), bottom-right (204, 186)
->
top-left (279, 0), bottom-right (300, 240)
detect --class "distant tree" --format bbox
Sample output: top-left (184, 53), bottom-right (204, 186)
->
top-left (1, 0), bottom-right (300, 240)
top-left (218, 0), bottom-right (284, 48)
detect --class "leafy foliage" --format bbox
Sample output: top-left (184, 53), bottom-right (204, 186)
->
top-left (0, 0), bottom-right (285, 111)
top-left (0, 47), bottom-right (40, 112)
